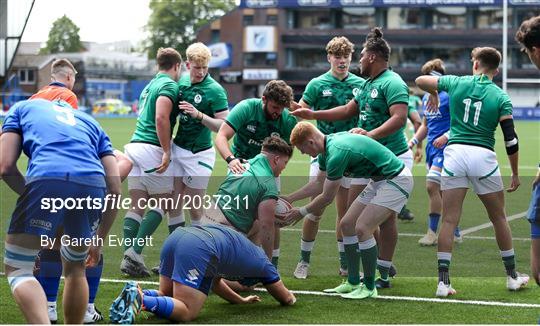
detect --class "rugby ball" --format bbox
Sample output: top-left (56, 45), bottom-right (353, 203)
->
top-left (275, 197), bottom-right (293, 219)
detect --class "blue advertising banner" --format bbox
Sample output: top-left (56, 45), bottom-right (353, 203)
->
top-left (511, 107), bottom-right (540, 120)
top-left (240, 0), bottom-right (540, 7)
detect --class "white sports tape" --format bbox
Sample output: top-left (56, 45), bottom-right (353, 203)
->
top-left (306, 214), bottom-right (322, 222)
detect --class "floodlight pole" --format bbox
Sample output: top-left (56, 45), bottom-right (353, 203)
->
top-left (502, 0), bottom-right (508, 92)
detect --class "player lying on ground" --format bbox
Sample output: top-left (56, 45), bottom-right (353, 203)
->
top-left (110, 224), bottom-right (295, 323)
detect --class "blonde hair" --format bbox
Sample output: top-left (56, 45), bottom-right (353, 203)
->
top-left (326, 36), bottom-right (354, 57)
top-left (186, 42), bottom-right (212, 66)
top-left (51, 58), bottom-right (77, 78)
top-left (290, 121), bottom-right (318, 147)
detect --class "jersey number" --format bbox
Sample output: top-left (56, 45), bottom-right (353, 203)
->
top-left (462, 99), bottom-right (482, 126)
top-left (54, 105), bottom-right (77, 126)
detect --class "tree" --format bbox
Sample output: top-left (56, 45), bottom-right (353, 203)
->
top-left (144, 0), bottom-right (236, 59)
top-left (40, 15), bottom-right (84, 54)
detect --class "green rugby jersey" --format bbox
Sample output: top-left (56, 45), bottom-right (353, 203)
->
top-left (355, 69), bottom-right (409, 156)
top-left (318, 132), bottom-right (404, 181)
top-left (225, 98), bottom-right (297, 159)
top-left (174, 74), bottom-right (228, 153)
top-left (216, 154), bottom-right (279, 233)
top-left (131, 73), bottom-right (180, 146)
top-left (438, 74), bottom-right (513, 151)
top-left (302, 71), bottom-right (364, 134)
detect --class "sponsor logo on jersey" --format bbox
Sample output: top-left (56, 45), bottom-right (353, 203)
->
top-left (322, 89), bottom-right (332, 97)
top-left (194, 94), bottom-right (202, 104)
top-left (247, 125), bottom-right (257, 133)
top-left (352, 88), bottom-right (360, 97)
top-left (30, 219), bottom-right (52, 231)
top-left (186, 268), bottom-right (200, 284)
top-left (248, 139), bottom-right (262, 146)
top-left (370, 88), bottom-right (378, 98)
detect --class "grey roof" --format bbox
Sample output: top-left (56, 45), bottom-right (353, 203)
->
top-left (11, 54), bottom-right (55, 69)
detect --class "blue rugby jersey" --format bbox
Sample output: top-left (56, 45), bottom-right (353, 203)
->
top-left (422, 91), bottom-right (451, 144)
top-left (2, 99), bottom-right (113, 186)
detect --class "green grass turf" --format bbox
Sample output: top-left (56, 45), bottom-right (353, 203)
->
top-left (0, 118), bottom-right (539, 324)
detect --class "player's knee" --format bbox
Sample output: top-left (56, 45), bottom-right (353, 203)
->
top-left (339, 219), bottom-right (354, 234)
top-left (426, 181), bottom-right (440, 197)
top-left (355, 224), bottom-right (369, 239)
top-left (4, 243), bottom-right (40, 293)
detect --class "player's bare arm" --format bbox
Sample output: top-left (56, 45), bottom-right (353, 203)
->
top-left (367, 103), bottom-right (408, 139)
top-left (500, 114), bottom-right (520, 192)
top-left (258, 198), bottom-right (278, 259)
top-left (0, 132), bottom-right (25, 196)
top-left (292, 98), bottom-right (358, 121)
top-left (155, 95), bottom-right (173, 173)
top-left (215, 123), bottom-right (245, 174)
top-left (284, 170), bottom-right (326, 203)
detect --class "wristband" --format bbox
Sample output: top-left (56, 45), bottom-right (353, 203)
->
top-left (443, 131), bottom-right (450, 139)
top-left (225, 155), bottom-right (237, 164)
top-left (410, 137), bottom-right (419, 145)
top-left (299, 206), bottom-right (309, 217)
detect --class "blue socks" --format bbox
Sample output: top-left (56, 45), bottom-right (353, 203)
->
top-left (36, 249), bottom-right (103, 304)
top-left (428, 213), bottom-right (441, 232)
top-left (143, 289), bottom-right (160, 297)
top-left (36, 249), bottom-right (62, 302)
top-left (86, 254), bottom-right (104, 303)
top-left (143, 296), bottom-right (174, 318)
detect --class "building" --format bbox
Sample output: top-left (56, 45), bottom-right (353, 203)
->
top-left (197, 0), bottom-right (540, 107)
top-left (4, 42), bottom-right (155, 110)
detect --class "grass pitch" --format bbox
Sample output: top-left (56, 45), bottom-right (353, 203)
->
top-left (0, 118), bottom-right (539, 324)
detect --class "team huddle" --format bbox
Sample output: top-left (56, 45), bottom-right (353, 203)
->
top-left (1, 15), bottom-right (539, 324)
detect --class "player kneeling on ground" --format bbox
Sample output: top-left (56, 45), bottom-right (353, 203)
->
top-left (110, 224), bottom-right (295, 323)
top-left (283, 122), bottom-right (413, 299)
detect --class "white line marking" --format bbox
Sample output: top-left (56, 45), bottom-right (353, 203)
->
top-left (97, 278), bottom-right (540, 309)
top-left (0, 276), bottom-right (537, 309)
top-left (460, 211), bottom-right (527, 235)
top-left (280, 228), bottom-right (530, 241)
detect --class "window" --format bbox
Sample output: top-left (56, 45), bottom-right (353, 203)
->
top-left (286, 48), bottom-right (327, 69)
top-left (244, 53), bottom-right (277, 67)
top-left (243, 15), bottom-right (254, 26)
top-left (341, 8), bottom-right (376, 29)
top-left (390, 48), bottom-right (425, 69)
top-left (473, 7), bottom-right (512, 29)
top-left (296, 10), bottom-right (334, 29)
top-left (18, 68), bottom-right (34, 84)
top-left (267, 14), bottom-right (278, 25)
top-left (430, 48), bottom-right (470, 70)
top-left (387, 8), bottom-right (423, 29)
top-left (432, 7), bottom-right (467, 30)
top-left (210, 30), bottom-right (220, 43)
top-left (515, 9), bottom-right (540, 26)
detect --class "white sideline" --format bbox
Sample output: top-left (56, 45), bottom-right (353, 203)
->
top-left (98, 278), bottom-right (540, 309)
